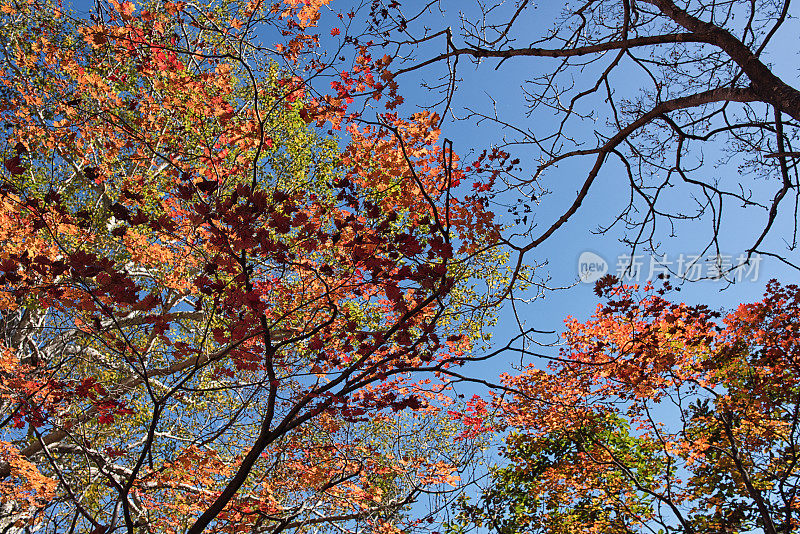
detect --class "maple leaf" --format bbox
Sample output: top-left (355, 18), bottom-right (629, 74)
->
top-left (4, 154), bottom-right (25, 175)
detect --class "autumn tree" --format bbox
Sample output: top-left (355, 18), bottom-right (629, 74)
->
top-left (0, 0), bottom-right (508, 532)
top-left (356, 0), bottom-right (800, 276)
top-left (448, 278), bottom-right (800, 534)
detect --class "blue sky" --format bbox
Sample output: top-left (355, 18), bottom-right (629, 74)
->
top-left (379, 0), bottom-right (800, 333)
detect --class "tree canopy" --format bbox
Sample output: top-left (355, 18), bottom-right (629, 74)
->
top-left (0, 0), bottom-right (506, 531)
top-left (449, 279), bottom-right (800, 534)
top-left (1, 0), bottom-right (798, 532)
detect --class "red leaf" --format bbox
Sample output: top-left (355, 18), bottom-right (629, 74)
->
top-left (4, 155), bottom-right (25, 175)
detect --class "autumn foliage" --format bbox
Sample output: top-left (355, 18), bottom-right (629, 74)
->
top-left (449, 279), bottom-right (800, 534)
top-left (0, 0), bottom-right (504, 532)
top-left (5, 0), bottom-right (797, 532)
